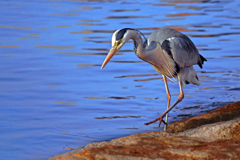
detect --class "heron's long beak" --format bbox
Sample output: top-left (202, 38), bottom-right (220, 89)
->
top-left (101, 47), bottom-right (117, 69)
top-left (101, 42), bottom-right (121, 69)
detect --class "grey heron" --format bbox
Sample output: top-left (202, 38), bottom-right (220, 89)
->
top-left (101, 28), bottom-right (207, 131)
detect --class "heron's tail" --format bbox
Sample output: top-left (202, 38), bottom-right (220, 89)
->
top-left (178, 66), bottom-right (200, 87)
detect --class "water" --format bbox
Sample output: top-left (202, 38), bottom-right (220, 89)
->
top-left (0, 0), bottom-right (240, 159)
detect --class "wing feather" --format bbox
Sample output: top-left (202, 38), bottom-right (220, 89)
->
top-left (167, 37), bottom-right (200, 68)
top-left (140, 41), bottom-right (178, 79)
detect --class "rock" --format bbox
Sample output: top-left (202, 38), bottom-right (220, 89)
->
top-left (72, 136), bottom-right (240, 160)
top-left (49, 101), bottom-right (240, 160)
top-left (167, 101), bottom-right (240, 133)
top-left (177, 117), bottom-right (240, 140)
top-left (49, 135), bottom-right (240, 160)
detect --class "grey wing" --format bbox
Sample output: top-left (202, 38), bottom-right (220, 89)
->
top-left (148, 28), bottom-right (206, 68)
top-left (166, 37), bottom-right (202, 68)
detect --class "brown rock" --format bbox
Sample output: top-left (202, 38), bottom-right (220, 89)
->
top-left (50, 135), bottom-right (240, 160)
top-left (167, 101), bottom-right (240, 133)
top-left (177, 117), bottom-right (240, 140)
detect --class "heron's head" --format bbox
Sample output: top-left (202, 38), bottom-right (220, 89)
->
top-left (101, 28), bottom-right (135, 69)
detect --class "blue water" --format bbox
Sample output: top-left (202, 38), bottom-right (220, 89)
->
top-left (0, 0), bottom-right (240, 159)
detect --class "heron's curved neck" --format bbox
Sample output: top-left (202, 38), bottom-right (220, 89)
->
top-left (128, 30), bottom-right (145, 58)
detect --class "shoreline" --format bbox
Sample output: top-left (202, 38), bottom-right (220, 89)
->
top-left (49, 101), bottom-right (240, 160)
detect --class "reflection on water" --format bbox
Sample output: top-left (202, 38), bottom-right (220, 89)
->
top-left (111, 60), bottom-right (143, 63)
top-left (187, 32), bottom-right (240, 37)
top-left (48, 86), bottom-right (57, 88)
top-left (104, 15), bottom-right (152, 19)
top-left (55, 25), bottom-right (72, 28)
top-left (134, 77), bottom-right (163, 82)
top-left (38, 28), bottom-right (49, 30)
top-left (110, 9), bottom-right (140, 12)
top-left (84, 96), bottom-right (154, 100)
top-left (156, 18), bottom-right (185, 21)
top-left (76, 22), bottom-right (107, 26)
top-left (165, 13), bottom-right (205, 17)
top-left (76, 64), bottom-right (101, 67)
top-left (55, 52), bottom-right (108, 55)
top-left (35, 46), bottom-right (76, 49)
top-left (0, 45), bottom-right (18, 48)
top-left (94, 115), bottom-right (142, 119)
top-left (70, 30), bottom-right (115, 34)
top-left (19, 37), bottom-right (40, 39)
top-left (51, 14), bottom-right (81, 16)
top-left (0, 0), bottom-right (240, 160)
top-left (56, 102), bottom-right (77, 105)
top-left (0, 26), bottom-right (32, 29)
top-left (115, 73), bottom-right (159, 78)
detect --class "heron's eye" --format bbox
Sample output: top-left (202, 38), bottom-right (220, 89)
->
top-left (116, 40), bottom-right (121, 46)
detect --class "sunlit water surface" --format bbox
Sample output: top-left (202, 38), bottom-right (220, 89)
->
top-left (0, 0), bottom-right (240, 159)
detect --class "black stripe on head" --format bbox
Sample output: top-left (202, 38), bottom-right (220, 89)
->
top-left (116, 28), bottom-right (135, 41)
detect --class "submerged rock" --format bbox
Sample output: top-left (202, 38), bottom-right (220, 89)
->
top-left (49, 101), bottom-right (240, 160)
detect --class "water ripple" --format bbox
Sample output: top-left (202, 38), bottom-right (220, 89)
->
top-left (95, 115), bottom-right (142, 119)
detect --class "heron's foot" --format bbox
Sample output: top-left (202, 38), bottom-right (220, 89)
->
top-left (144, 115), bottom-right (167, 127)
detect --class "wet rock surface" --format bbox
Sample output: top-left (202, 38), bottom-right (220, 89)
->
top-left (49, 101), bottom-right (240, 160)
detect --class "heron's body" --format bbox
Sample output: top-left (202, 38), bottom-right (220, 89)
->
top-left (133, 28), bottom-right (205, 87)
top-left (101, 27), bottom-right (207, 130)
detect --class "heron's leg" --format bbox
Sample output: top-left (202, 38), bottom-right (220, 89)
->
top-left (162, 75), bottom-right (171, 131)
top-left (145, 76), bottom-right (184, 128)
